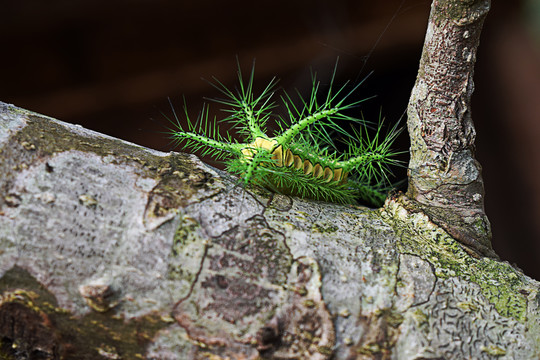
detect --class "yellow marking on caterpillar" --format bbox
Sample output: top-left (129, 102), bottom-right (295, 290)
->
top-left (240, 137), bottom-right (277, 158)
top-left (241, 137), bottom-right (348, 184)
top-left (303, 160), bottom-right (313, 175)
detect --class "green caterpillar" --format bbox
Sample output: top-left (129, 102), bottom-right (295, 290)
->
top-left (169, 63), bottom-right (401, 207)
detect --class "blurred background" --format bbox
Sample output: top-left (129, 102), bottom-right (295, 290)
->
top-left (1, 0), bottom-right (539, 279)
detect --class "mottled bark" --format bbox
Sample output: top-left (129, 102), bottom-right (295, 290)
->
top-left (406, 0), bottom-right (495, 257)
top-left (1, 103), bottom-right (539, 360)
top-left (0, 1), bottom-right (538, 357)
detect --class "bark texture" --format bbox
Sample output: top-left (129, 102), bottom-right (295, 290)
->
top-left (406, 0), bottom-right (495, 256)
top-left (0, 103), bottom-right (539, 359)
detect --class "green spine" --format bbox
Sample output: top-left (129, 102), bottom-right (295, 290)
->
top-left (168, 62), bottom-right (401, 207)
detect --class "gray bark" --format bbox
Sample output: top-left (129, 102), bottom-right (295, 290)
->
top-left (0, 103), bottom-right (539, 359)
top-left (1, 1), bottom-right (539, 358)
top-left (406, 0), bottom-right (495, 257)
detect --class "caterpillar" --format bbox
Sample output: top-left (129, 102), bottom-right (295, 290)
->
top-left (168, 62), bottom-right (401, 207)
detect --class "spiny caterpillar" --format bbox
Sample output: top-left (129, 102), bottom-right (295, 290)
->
top-left (169, 63), bottom-right (401, 207)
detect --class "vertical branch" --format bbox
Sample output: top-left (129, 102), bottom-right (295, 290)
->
top-left (406, 0), bottom-right (496, 257)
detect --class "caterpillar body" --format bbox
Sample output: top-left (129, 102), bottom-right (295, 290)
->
top-left (169, 64), bottom-right (401, 207)
top-left (242, 137), bottom-right (347, 183)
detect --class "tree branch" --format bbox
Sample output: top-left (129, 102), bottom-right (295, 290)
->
top-left (1, 1), bottom-right (539, 358)
top-left (406, 0), bottom-right (495, 257)
top-left (0, 102), bottom-right (539, 359)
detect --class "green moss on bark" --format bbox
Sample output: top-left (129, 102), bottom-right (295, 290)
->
top-left (382, 197), bottom-right (531, 323)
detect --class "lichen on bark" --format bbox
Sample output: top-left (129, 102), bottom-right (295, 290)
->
top-left (406, 0), bottom-right (495, 257)
top-left (1, 102), bottom-right (540, 359)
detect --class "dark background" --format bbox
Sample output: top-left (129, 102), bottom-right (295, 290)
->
top-left (2, 0), bottom-right (539, 279)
